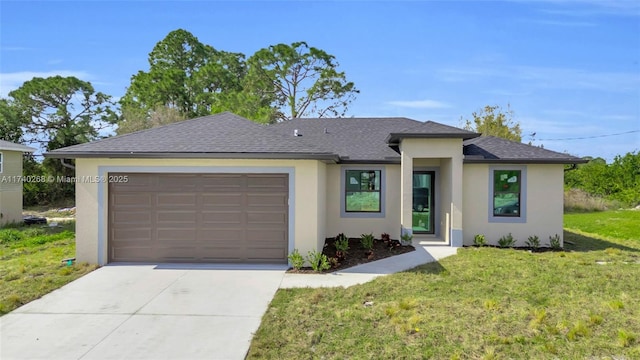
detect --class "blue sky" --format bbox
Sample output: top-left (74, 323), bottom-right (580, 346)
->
top-left (1, 0), bottom-right (638, 161)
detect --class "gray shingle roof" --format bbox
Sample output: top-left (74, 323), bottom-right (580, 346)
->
top-left (268, 117), bottom-right (422, 162)
top-left (0, 140), bottom-right (35, 152)
top-left (45, 112), bottom-right (585, 164)
top-left (386, 121), bottom-right (479, 143)
top-left (46, 112), bottom-right (337, 160)
top-left (463, 136), bottom-right (586, 163)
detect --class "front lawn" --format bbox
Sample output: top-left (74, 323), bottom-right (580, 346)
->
top-left (564, 209), bottom-right (640, 241)
top-left (0, 222), bottom-right (97, 315)
top-left (248, 221), bottom-right (640, 358)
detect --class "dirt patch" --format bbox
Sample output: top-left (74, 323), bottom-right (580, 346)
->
top-left (288, 237), bottom-right (415, 274)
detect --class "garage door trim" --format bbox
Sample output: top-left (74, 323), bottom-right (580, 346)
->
top-left (96, 166), bottom-right (295, 266)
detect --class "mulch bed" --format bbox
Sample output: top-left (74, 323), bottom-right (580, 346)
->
top-left (287, 237), bottom-right (415, 274)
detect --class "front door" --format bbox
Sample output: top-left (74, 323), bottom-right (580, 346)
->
top-left (412, 171), bottom-right (435, 234)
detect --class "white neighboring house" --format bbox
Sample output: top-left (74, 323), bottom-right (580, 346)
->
top-left (0, 140), bottom-right (36, 226)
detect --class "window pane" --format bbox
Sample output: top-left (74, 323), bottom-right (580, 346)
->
top-left (494, 192), bottom-right (520, 216)
top-left (494, 170), bottom-right (520, 193)
top-left (346, 191), bottom-right (380, 212)
top-left (346, 170), bottom-right (361, 191)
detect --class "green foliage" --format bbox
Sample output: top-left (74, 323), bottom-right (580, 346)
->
top-left (498, 233), bottom-right (516, 248)
top-left (334, 234), bottom-right (349, 253)
top-left (549, 234), bottom-right (562, 250)
top-left (360, 233), bottom-right (374, 250)
top-left (7, 76), bottom-right (116, 205)
top-left (246, 41), bottom-right (359, 121)
top-left (565, 152), bottom-right (640, 208)
top-left (473, 234), bottom-right (486, 246)
top-left (462, 104), bottom-right (522, 142)
top-left (121, 31), bottom-right (357, 124)
top-left (525, 235), bottom-right (540, 249)
top-left (400, 232), bottom-right (413, 245)
top-left (306, 250), bottom-right (331, 272)
top-left (0, 229), bottom-right (23, 244)
top-left (121, 29), bottom-right (246, 119)
top-left (116, 104), bottom-right (186, 135)
top-left (287, 249), bottom-right (304, 270)
top-left (0, 98), bottom-right (24, 142)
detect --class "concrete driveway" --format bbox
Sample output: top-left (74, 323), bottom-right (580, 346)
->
top-left (0, 264), bottom-right (286, 360)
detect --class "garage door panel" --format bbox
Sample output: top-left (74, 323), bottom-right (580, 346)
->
top-left (112, 193), bottom-right (152, 206)
top-left (247, 175), bottom-right (288, 189)
top-left (201, 211), bottom-right (242, 224)
top-left (109, 173), bottom-right (288, 263)
top-left (156, 211), bottom-right (197, 223)
top-left (156, 193), bottom-right (197, 207)
top-left (112, 228), bottom-right (152, 242)
top-left (247, 193), bottom-right (287, 206)
top-left (112, 211), bottom-right (152, 224)
top-left (201, 174), bottom-right (243, 188)
top-left (247, 211), bottom-right (287, 225)
top-left (201, 193), bottom-right (243, 206)
top-left (157, 229), bottom-right (197, 241)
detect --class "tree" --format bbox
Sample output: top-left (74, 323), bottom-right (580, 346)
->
top-left (121, 29), bottom-right (246, 119)
top-left (9, 76), bottom-right (116, 151)
top-left (245, 41), bottom-right (359, 121)
top-left (117, 105), bottom-right (186, 135)
top-left (8, 76), bottom-right (116, 203)
top-left (0, 98), bottom-right (24, 142)
top-left (463, 104), bottom-right (522, 142)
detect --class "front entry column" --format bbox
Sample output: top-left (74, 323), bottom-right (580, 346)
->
top-left (400, 151), bottom-right (413, 237)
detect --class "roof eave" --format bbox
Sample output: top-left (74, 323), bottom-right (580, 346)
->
top-left (463, 158), bottom-right (588, 164)
top-left (386, 132), bottom-right (480, 144)
top-left (44, 151), bottom-right (340, 162)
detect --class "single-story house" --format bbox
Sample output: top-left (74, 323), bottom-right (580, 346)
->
top-left (45, 112), bottom-right (585, 265)
top-left (0, 140), bottom-right (36, 226)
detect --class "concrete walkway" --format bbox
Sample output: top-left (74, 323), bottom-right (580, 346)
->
top-left (280, 245), bottom-right (458, 288)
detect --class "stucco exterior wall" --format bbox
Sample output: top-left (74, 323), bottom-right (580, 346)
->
top-left (0, 151), bottom-right (25, 225)
top-left (462, 163), bottom-right (565, 246)
top-left (399, 138), bottom-right (464, 245)
top-left (75, 158), bottom-right (325, 265)
top-left (325, 164), bottom-right (401, 239)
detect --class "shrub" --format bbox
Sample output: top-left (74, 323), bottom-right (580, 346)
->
top-left (473, 234), bottom-right (486, 247)
top-left (287, 249), bottom-right (305, 270)
top-left (334, 233), bottom-right (349, 258)
top-left (360, 233), bottom-right (375, 250)
top-left (0, 229), bottom-right (24, 244)
top-left (498, 233), bottom-right (516, 248)
top-left (381, 233), bottom-right (390, 242)
top-left (549, 234), bottom-right (562, 250)
top-left (525, 235), bottom-right (540, 249)
top-left (307, 250), bottom-right (331, 272)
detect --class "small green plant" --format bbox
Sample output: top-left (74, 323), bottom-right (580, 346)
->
top-left (0, 229), bottom-right (24, 244)
top-left (334, 233), bottom-right (349, 260)
top-left (549, 234), bottom-right (562, 250)
top-left (287, 249), bottom-right (305, 270)
top-left (617, 329), bottom-right (636, 347)
top-left (498, 233), bottom-right (516, 248)
top-left (401, 232), bottom-right (413, 245)
top-left (473, 234), bottom-right (486, 246)
top-left (360, 233), bottom-right (375, 250)
top-left (525, 235), bottom-right (540, 249)
top-left (307, 250), bottom-right (331, 272)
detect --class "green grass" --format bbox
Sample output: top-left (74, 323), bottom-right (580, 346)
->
top-left (565, 210), bottom-right (640, 241)
top-left (248, 215), bottom-right (640, 359)
top-left (0, 222), bottom-right (97, 315)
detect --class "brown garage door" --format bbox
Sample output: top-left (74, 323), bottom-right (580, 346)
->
top-left (108, 173), bottom-right (288, 263)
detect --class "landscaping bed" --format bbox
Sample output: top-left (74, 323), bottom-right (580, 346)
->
top-left (287, 235), bottom-right (415, 273)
